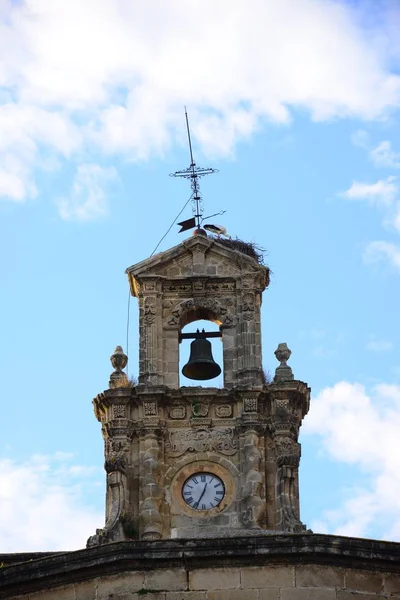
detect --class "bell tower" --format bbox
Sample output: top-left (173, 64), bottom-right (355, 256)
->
top-left (88, 231), bottom-right (310, 546)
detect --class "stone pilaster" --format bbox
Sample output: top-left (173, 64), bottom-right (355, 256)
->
top-left (139, 430), bottom-right (164, 540)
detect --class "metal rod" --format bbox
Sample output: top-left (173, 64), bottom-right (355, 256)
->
top-left (179, 331), bottom-right (222, 341)
top-left (185, 107), bottom-right (201, 229)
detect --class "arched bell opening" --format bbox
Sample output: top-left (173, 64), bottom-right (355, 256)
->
top-left (179, 308), bottom-right (223, 387)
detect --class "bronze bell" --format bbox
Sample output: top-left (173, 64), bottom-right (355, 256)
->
top-left (182, 336), bottom-right (221, 381)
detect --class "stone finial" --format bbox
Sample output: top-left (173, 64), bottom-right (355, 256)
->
top-left (109, 346), bottom-right (128, 388)
top-left (274, 343), bottom-right (294, 382)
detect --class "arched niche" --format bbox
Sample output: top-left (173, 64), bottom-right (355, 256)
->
top-left (162, 300), bottom-right (237, 389)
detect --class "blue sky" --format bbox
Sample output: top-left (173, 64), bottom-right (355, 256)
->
top-left (1, 0), bottom-right (400, 551)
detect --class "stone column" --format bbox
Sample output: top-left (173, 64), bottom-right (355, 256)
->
top-left (139, 431), bottom-right (164, 540)
top-left (240, 428), bottom-right (264, 528)
top-left (236, 289), bottom-right (263, 386)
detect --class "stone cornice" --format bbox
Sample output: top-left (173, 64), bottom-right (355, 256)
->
top-left (1, 534), bottom-right (400, 598)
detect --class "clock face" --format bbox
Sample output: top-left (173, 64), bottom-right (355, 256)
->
top-left (182, 472), bottom-right (225, 510)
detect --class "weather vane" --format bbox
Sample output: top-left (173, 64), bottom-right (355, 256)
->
top-left (170, 109), bottom-right (225, 234)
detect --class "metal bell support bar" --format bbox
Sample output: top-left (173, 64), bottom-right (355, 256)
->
top-left (181, 329), bottom-right (222, 381)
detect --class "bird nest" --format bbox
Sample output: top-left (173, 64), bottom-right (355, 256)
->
top-left (216, 237), bottom-right (266, 264)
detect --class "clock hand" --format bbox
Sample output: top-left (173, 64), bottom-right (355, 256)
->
top-left (195, 483), bottom-right (208, 508)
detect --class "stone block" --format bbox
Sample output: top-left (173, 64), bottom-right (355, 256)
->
top-left (145, 568), bottom-right (187, 591)
top-left (190, 568), bottom-right (240, 590)
top-left (295, 565), bottom-right (344, 588)
top-left (337, 593), bottom-right (385, 600)
top-left (75, 579), bottom-right (97, 600)
top-left (258, 590), bottom-right (280, 600)
top-left (207, 591), bottom-right (258, 600)
top-left (241, 566), bottom-right (294, 589)
top-left (345, 570), bottom-right (383, 594)
top-left (97, 571), bottom-right (145, 596)
top-left (29, 585), bottom-right (76, 600)
top-left (129, 595), bottom-right (166, 600)
top-left (385, 573), bottom-right (400, 595)
top-left (168, 593), bottom-right (207, 600)
top-left (281, 588), bottom-right (336, 600)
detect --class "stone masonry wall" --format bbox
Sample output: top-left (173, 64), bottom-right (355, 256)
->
top-left (2, 536), bottom-right (400, 600)
top-left (9, 564), bottom-right (400, 600)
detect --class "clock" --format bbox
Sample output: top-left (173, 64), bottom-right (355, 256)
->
top-left (182, 472), bottom-right (225, 510)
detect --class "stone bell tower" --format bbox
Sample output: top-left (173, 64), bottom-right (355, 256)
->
top-left (88, 232), bottom-right (310, 546)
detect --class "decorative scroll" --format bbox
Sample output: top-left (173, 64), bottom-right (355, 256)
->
top-left (166, 296), bottom-right (234, 326)
top-left (166, 427), bottom-right (237, 457)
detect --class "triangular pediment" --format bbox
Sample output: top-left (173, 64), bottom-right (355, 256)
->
top-left (126, 235), bottom-right (268, 294)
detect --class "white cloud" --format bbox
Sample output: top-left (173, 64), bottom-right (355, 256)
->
top-left (370, 140), bottom-right (400, 168)
top-left (364, 240), bottom-right (400, 272)
top-left (57, 164), bottom-right (118, 221)
top-left (0, 0), bottom-right (400, 204)
top-left (351, 129), bottom-right (370, 149)
top-left (340, 176), bottom-right (398, 206)
top-left (303, 381), bottom-right (400, 540)
top-left (366, 337), bottom-right (393, 352)
top-left (0, 453), bottom-right (103, 551)
top-left (0, 103), bottom-right (81, 202)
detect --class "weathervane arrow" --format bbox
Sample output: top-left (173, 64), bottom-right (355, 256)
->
top-left (177, 217), bottom-right (197, 232)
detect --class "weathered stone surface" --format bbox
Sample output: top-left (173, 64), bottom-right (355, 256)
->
top-left (337, 593), bottom-right (386, 600)
top-left (281, 588), bottom-right (336, 600)
top-left (168, 593), bottom-right (207, 600)
top-left (295, 565), bottom-right (344, 588)
top-left (258, 591), bottom-right (280, 600)
top-left (241, 566), bottom-right (294, 588)
top-left (190, 568), bottom-right (241, 590)
top-left (207, 591), bottom-right (258, 600)
top-left (384, 572), bottom-right (400, 594)
top-left (75, 579), bottom-right (96, 600)
top-left (29, 585), bottom-right (76, 600)
top-left (2, 534), bottom-right (400, 599)
top-left (97, 571), bottom-right (145, 597)
top-left (145, 568), bottom-right (187, 591)
top-left (345, 570), bottom-right (383, 594)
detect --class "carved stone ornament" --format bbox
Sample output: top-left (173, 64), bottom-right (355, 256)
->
top-left (110, 346), bottom-right (128, 371)
top-left (144, 299), bottom-right (156, 325)
top-left (143, 402), bottom-right (157, 416)
top-left (215, 404), bottom-right (233, 418)
top-left (275, 398), bottom-right (289, 413)
top-left (275, 435), bottom-right (300, 468)
top-left (244, 398), bottom-right (258, 413)
top-left (274, 342), bottom-right (294, 382)
top-left (169, 405), bottom-right (186, 419)
top-left (166, 427), bottom-right (237, 456)
top-left (104, 439), bottom-right (130, 475)
top-left (166, 296), bottom-right (234, 327)
top-left (191, 402), bottom-right (208, 417)
top-left (242, 292), bottom-right (255, 321)
top-left (109, 346), bottom-right (128, 388)
top-left (113, 404), bottom-right (127, 419)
